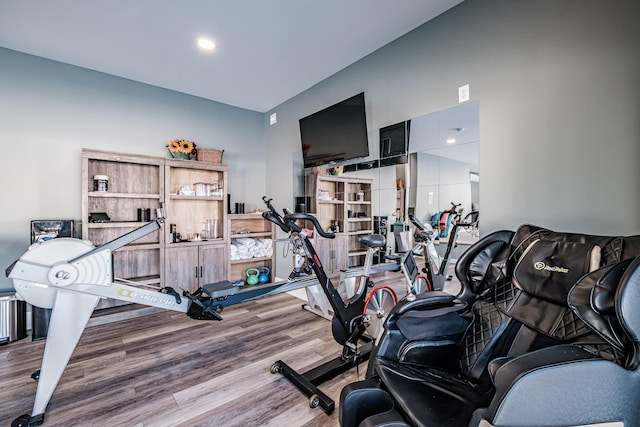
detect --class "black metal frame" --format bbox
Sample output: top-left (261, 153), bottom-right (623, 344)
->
top-left (194, 197), bottom-right (380, 414)
top-left (409, 213), bottom-right (468, 289)
top-left (270, 226), bottom-right (373, 413)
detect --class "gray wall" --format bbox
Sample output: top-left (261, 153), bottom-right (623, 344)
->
top-left (264, 0), bottom-right (640, 253)
top-left (0, 48), bottom-right (264, 291)
top-left (2, 0), bottom-right (639, 289)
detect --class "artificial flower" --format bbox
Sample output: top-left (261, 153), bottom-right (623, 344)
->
top-left (167, 139), bottom-right (198, 159)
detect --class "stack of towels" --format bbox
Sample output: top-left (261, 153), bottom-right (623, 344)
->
top-left (230, 238), bottom-right (273, 260)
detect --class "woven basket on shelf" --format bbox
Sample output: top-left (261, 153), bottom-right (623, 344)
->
top-left (198, 148), bottom-right (224, 163)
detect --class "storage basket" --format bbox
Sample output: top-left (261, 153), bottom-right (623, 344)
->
top-left (198, 148), bottom-right (224, 164)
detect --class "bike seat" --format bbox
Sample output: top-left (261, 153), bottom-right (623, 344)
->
top-left (413, 230), bottom-right (434, 243)
top-left (358, 234), bottom-right (386, 248)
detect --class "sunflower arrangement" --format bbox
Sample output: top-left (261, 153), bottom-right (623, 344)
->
top-left (327, 165), bottom-right (343, 175)
top-left (167, 139), bottom-right (198, 160)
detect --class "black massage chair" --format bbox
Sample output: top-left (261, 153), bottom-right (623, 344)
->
top-left (339, 224), bottom-right (640, 426)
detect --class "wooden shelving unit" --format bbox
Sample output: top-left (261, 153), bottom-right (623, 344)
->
top-left (81, 149), bottom-right (230, 299)
top-left (81, 149), bottom-right (165, 309)
top-left (228, 213), bottom-right (275, 284)
top-left (305, 173), bottom-right (373, 274)
top-left (164, 158), bottom-right (228, 293)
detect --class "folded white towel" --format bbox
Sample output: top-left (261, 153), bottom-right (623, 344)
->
top-left (230, 238), bottom-right (273, 259)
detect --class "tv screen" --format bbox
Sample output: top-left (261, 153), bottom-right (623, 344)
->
top-left (299, 92), bottom-right (369, 168)
top-left (380, 120), bottom-right (410, 158)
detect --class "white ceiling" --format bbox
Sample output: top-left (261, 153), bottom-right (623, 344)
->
top-left (0, 0), bottom-right (463, 113)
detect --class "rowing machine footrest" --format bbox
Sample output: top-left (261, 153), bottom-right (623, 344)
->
top-left (183, 289), bottom-right (224, 321)
top-left (185, 299), bottom-right (223, 321)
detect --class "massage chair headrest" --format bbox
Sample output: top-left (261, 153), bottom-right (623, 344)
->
top-left (617, 257), bottom-right (640, 345)
top-left (454, 229), bottom-right (513, 301)
top-left (497, 225), bottom-right (633, 341)
top-left (568, 257), bottom-right (640, 369)
top-left (511, 238), bottom-right (604, 305)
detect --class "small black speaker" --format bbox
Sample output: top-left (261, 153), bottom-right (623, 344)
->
top-left (295, 196), bottom-right (311, 213)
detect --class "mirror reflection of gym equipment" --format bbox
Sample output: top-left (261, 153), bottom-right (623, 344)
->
top-left (330, 101), bottom-right (480, 297)
top-left (400, 102), bottom-right (478, 295)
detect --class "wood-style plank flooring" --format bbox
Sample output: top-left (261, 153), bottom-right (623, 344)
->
top-left (0, 271), bottom-right (410, 427)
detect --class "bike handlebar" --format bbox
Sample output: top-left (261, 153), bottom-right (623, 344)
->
top-left (261, 196), bottom-right (335, 239)
top-left (261, 210), bottom-right (288, 232)
top-left (284, 212), bottom-right (335, 239)
top-left (409, 214), bottom-right (430, 232)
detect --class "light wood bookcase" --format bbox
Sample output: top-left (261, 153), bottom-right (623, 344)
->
top-left (228, 214), bottom-right (275, 284)
top-left (164, 158), bottom-right (229, 293)
top-left (305, 173), bottom-right (373, 275)
top-left (81, 149), bottom-right (229, 303)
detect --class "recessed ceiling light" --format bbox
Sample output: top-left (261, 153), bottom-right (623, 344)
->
top-left (197, 38), bottom-right (216, 50)
top-left (446, 138), bottom-right (456, 144)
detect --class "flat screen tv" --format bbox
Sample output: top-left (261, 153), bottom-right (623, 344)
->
top-left (299, 92), bottom-right (369, 168)
top-left (380, 120), bottom-right (410, 158)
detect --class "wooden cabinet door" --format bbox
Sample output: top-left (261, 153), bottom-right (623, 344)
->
top-left (333, 235), bottom-right (348, 272)
top-left (166, 246), bottom-right (199, 293)
top-left (313, 238), bottom-right (334, 276)
top-left (199, 244), bottom-right (228, 286)
top-left (314, 236), bottom-right (347, 277)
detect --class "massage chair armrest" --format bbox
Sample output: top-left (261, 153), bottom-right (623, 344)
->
top-left (483, 345), bottom-right (633, 426)
top-left (373, 292), bottom-right (469, 372)
top-left (490, 345), bottom-right (595, 394)
top-left (385, 291), bottom-right (467, 333)
top-left (390, 291), bottom-right (466, 318)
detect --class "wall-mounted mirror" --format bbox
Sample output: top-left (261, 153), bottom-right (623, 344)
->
top-left (351, 101), bottom-right (479, 250)
top-left (298, 101), bottom-right (479, 286)
top-left (407, 101), bottom-right (479, 231)
top-left (377, 101), bottom-right (480, 293)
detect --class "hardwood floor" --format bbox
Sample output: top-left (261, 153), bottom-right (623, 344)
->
top-left (0, 271), bottom-right (408, 427)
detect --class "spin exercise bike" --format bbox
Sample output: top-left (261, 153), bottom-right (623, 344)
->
top-left (195, 197), bottom-right (398, 414)
top-left (401, 213), bottom-right (470, 295)
top-left (5, 199), bottom-right (396, 425)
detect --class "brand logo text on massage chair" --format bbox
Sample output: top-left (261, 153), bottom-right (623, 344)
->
top-left (534, 261), bottom-right (569, 273)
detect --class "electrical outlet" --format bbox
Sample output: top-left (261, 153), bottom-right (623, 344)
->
top-left (458, 84), bottom-right (470, 103)
top-left (269, 112), bottom-right (277, 125)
